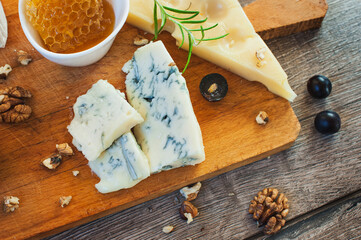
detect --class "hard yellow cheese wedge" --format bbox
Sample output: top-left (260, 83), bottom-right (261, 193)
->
top-left (0, 1), bottom-right (7, 48)
top-left (127, 0), bottom-right (297, 101)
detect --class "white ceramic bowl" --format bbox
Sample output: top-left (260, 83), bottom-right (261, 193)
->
top-left (18, 0), bottom-right (129, 67)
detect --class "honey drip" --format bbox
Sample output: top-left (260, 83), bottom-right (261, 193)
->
top-left (25, 0), bottom-right (115, 53)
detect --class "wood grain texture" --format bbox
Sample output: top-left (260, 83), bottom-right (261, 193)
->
top-left (45, 0), bottom-right (361, 239)
top-left (244, 0), bottom-right (328, 40)
top-left (0, 1), bottom-right (302, 239)
top-left (0, 0), bottom-right (328, 43)
top-left (251, 190), bottom-right (361, 239)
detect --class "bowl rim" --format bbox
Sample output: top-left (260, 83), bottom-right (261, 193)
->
top-left (18, 0), bottom-right (130, 59)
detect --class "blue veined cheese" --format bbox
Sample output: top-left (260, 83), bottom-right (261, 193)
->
top-left (68, 80), bottom-right (144, 161)
top-left (0, 1), bottom-right (7, 48)
top-left (88, 132), bottom-right (150, 193)
top-left (123, 41), bottom-right (205, 173)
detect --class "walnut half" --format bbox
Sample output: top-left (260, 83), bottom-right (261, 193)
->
top-left (0, 86), bottom-right (32, 123)
top-left (249, 188), bottom-right (289, 235)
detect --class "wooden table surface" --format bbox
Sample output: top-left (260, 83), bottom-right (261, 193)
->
top-left (35, 0), bottom-right (359, 239)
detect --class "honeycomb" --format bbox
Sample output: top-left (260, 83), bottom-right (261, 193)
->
top-left (25, 0), bottom-right (113, 53)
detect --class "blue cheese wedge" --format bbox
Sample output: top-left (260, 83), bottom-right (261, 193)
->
top-left (123, 41), bottom-right (205, 173)
top-left (0, 1), bottom-right (7, 48)
top-left (68, 80), bottom-right (144, 161)
top-left (89, 132), bottom-right (150, 193)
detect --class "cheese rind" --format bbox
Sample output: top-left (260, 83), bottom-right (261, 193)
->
top-left (123, 41), bottom-right (205, 173)
top-left (127, 0), bottom-right (296, 101)
top-left (89, 132), bottom-right (150, 193)
top-left (68, 80), bottom-right (144, 161)
top-left (0, 1), bottom-right (7, 48)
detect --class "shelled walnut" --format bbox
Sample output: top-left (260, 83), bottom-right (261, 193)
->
top-left (180, 182), bottom-right (202, 201)
top-left (256, 111), bottom-right (269, 125)
top-left (59, 196), bottom-right (72, 208)
top-left (17, 50), bottom-right (32, 66)
top-left (3, 196), bottom-right (20, 213)
top-left (0, 64), bottom-right (12, 79)
top-left (133, 35), bottom-right (149, 46)
top-left (249, 188), bottom-right (289, 235)
top-left (56, 143), bottom-right (74, 156)
top-left (256, 48), bottom-right (267, 68)
top-left (179, 201), bottom-right (199, 224)
top-left (42, 154), bottom-right (62, 170)
top-left (162, 225), bottom-right (174, 234)
top-left (0, 86), bottom-right (32, 123)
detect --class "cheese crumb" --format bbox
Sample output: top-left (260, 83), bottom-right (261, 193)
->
top-left (180, 182), bottom-right (202, 201)
top-left (3, 196), bottom-right (20, 213)
top-left (72, 170), bottom-right (79, 176)
top-left (59, 196), bottom-right (72, 208)
top-left (162, 225), bottom-right (174, 234)
top-left (184, 213), bottom-right (194, 224)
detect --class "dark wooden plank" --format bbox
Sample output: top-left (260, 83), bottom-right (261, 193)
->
top-left (244, 0), bottom-right (328, 40)
top-left (44, 0), bottom-right (361, 239)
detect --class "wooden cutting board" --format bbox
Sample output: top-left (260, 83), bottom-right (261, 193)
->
top-left (0, 0), bottom-right (329, 239)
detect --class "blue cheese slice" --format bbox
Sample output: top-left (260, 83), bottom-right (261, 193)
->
top-left (123, 41), bottom-right (205, 173)
top-left (0, 1), bottom-right (7, 48)
top-left (89, 132), bottom-right (150, 193)
top-left (68, 80), bottom-right (144, 161)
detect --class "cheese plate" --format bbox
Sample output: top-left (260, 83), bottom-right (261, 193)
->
top-left (0, 1), bottom-right (307, 239)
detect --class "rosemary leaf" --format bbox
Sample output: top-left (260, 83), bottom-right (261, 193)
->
top-left (166, 12), bottom-right (199, 21)
top-left (176, 22), bottom-right (186, 48)
top-left (153, 0), bottom-right (228, 73)
top-left (183, 33), bottom-right (193, 73)
top-left (195, 33), bottom-right (230, 42)
top-left (163, 6), bottom-right (199, 14)
top-left (189, 23), bottom-right (219, 32)
top-left (153, 1), bottom-right (159, 39)
top-left (180, 18), bottom-right (208, 24)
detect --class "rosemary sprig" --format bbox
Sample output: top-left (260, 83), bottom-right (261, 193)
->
top-left (153, 0), bottom-right (229, 73)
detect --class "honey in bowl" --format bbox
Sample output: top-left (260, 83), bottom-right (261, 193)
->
top-left (25, 0), bottom-right (115, 53)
